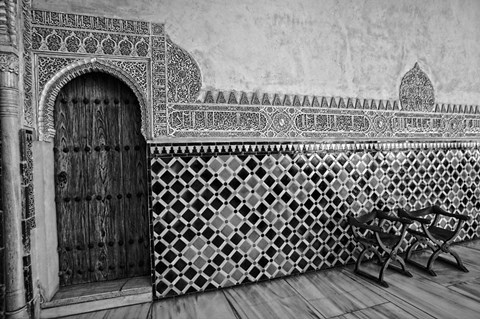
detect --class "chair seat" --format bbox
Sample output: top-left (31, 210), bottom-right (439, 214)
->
top-left (408, 225), bottom-right (455, 242)
top-left (428, 225), bottom-right (456, 241)
top-left (359, 232), bottom-right (400, 247)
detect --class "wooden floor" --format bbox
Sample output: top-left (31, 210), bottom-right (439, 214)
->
top-left (47, 276), bottom-right (151, 307)
top-left (58, 239), bottom-right (480, 319)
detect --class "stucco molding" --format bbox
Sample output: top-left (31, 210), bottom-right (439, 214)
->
top-left (166, 102), bottom-right (480, 139)
top-left (31, 9), bottom-right (150, 35)
top-left (31, 26), bottom-right (150, 57)
top-left (400, 62), bottom-right (435, 112)
top-left (0, 51), bottom-right (19, 74)
top-left (37, 58), bottom-right (150, 141)
top-left (23, 0), bottom-right (34, 125)
top-left (151, 34), bottom-right (166, 137)
top-left (166, 36), bottom-right (202, 104)
top-left (0, 0), bottom-right (18, 47)
top-left (27, 8), bottom-right (162, 130)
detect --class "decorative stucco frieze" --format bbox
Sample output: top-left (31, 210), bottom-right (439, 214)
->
top-left (31, 9), bottom-right (150, 35)
top-left (151, 23), bottom-right (165, 36)
top-left (0, 51), bottom-right (19, 74)
top-left (0, 0), bottom-right (18, 46)
top-left (400, 63), bottom-right (435, 112)
top-left (166, 37), bottom-right (202, 104)
top-left (31, 27), bottom-right (150, 57)
top-left (36, 55), bottom-right (148, 98)
top-left (23, 0), bottom-right (34, 125)
top-left (28, 9), bottom-right (169, 140)
top-left (151, 33), bottom-right (166, 137)
top-left (166, 102), bottom-right (476, 139)
top-left (37, 58), bottom-right (150, 141)
top-left (168, 104), bottom-right (267, 137)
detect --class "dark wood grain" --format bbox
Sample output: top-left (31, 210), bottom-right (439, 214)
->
top-left (120, 85), bottom-right (149, 277)
top-left (54, 78), bottom-right (91, 285)
top-left (103, 77), bottom-right (126, 280)
top-left (54, 72), bottom-right (148, 285)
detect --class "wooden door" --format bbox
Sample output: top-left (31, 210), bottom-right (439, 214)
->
top-left (54, 72), bottom-right (149, 286)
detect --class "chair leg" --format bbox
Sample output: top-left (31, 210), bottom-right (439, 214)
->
top-left (372, 247), bottom-right (385, 265)
top-left (378, 258), bottom-right (392, 287)
top-left (405, 237), bottom-right (420, 262)
top-left (388, 257), bottom-right (413, 277)
top-left (354, 246), bottom-right (369, 274)
top-left (405, 237), bottom-right (438, 276)
top-left (436, 248), bottom-right (469, 273)
top-left (425, 248), bottom-right (443, 276)
top-left (354, 246), bottom-right (389, 288)
top-left (450, 248), bottom-right (469, 272)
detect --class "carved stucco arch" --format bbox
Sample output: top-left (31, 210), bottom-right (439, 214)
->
top-left (38, 58), bottom-right (149, 141)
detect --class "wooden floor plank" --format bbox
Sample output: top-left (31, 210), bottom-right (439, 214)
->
top-left (121, 276), bottom-right (151, 291)
top-left (150, 296), bottom-right (196, 319)
top-left (284, 269), bottom-right (390, 317)
top-left (57, 309), bottom-right (109, 319)
top-left (458, 239), bottom-right (480, 251)
top-left (285, 269), bottom-right (366, 299)
top-left (103, 302), bottom-right (151, 319)
top-left (223, 278), bottom-right (300, 306)
top-left (151, 290), bottom-right (237, 319)
top-left (52, 278), bottom-right (127, 301)
top-left (447, 277), bottom-right (480, 302)
top-left (306, 289), bottom-right (387, 318)
top-left (341, 268), bottom-right (434, 319)
top-left (224, 294), bottom-right (324, 319)
top-left (339, 302), bottom-right (416, 319)
top-left (405, 249), bottom-right (480, 287)
top-left (346, 264), bottom-right (480, 319)
top-left (448, 245), bottom-right (480, 268)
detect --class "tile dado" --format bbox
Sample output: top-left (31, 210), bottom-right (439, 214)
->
top-left (149, 141), bottom-right (480, 298)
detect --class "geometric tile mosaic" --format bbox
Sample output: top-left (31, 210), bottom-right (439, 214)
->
top-left (149, 141), bottom-right (480, 298)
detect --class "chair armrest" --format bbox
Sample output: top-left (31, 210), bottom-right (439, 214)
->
top-left (432, 205), bottom-right (471, 221)
top-left (397, 208), bottom-right (432, 224)
top-left (377, 210), bottom-right (413, 225)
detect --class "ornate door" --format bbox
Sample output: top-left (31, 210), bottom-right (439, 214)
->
top-left (54, 72), bottom-right (149, 285)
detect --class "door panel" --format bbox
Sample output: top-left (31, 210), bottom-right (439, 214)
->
top-left (54, 72), bottom-right (149, 286)
top-left (120, 97), bottom-right (149, 276)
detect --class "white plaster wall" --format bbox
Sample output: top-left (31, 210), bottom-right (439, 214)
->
top-left (33, 0), bottom-right (480, 104)
top-left (32, 142), bottom-right (58, 301)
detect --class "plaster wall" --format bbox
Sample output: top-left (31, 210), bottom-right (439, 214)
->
top-left (33, 0), bottom-right (480, 105)
top-left (32, 142), bottom-right (58, 301)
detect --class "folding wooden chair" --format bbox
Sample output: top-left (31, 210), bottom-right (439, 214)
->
top-left (398, 205), bottom-right (471, 276)
top-left (347, 209), bottom-right (413, 287)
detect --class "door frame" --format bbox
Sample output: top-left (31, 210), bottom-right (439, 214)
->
top-left (32, 63), bottom-right (152, 302)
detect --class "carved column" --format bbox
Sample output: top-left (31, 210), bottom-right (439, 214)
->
top-left (0, 0), bottom-right (29, 318)
top-left (0, 51), bottom-right (28, 319)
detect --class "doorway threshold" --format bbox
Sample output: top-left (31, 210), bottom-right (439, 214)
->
top-left (40, 276), bottom-right (152, 318)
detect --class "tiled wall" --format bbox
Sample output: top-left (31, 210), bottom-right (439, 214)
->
top-left (149, 141), bottom-right (480, 298)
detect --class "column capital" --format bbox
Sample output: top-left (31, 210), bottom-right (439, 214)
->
top-left (0, 51), bottom-right (18, 75)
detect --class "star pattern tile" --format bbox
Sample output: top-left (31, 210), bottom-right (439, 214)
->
top-left (149, 141), bottom-right (480, 298)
